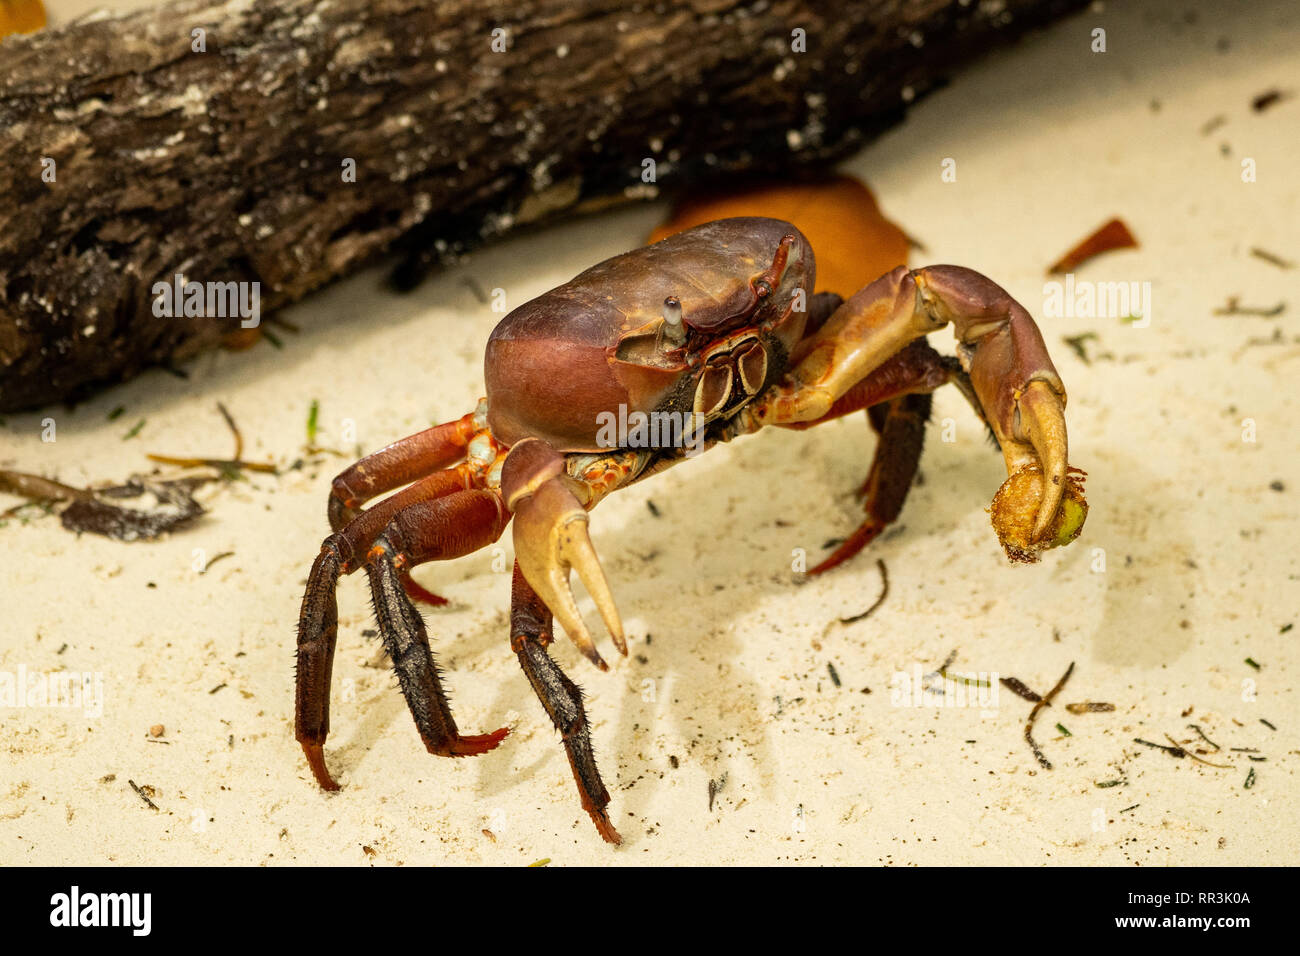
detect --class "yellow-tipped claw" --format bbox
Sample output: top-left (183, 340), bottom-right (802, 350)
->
top-left (987, 380), bottom-right (1086, 562)
top-left (1014, 379), bottom-right (1070, 541)
top-left (513, 478), bottom-right (626, 670)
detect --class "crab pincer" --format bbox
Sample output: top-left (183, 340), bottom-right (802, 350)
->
top-left (501, 437), bottom-right (627, 671)
top-left (910, 266), bottom-right (1083, 558)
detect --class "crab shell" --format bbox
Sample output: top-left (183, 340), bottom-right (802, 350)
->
top-left (484, 217), bottom-right (816, 452)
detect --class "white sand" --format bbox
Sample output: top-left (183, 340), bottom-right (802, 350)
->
top-left (1, 0), bottom-right (1296, 865)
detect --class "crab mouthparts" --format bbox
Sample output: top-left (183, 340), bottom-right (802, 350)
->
top-left (693, 336), bottom-right (769, 417)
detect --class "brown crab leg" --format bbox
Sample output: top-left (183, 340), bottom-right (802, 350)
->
top-left (363, 490), bottom-right (512, 759)
top-left (296, 469), bottom-right (489, 789)
top-left (808, 392), bottom-right (933, 574)
top-left (752, 265), bottom-right (1069, 542)
top-left (326, 410), bottom-right (485, 606)
top-left (297, 466), bottom-right (478, 787)
top-left (509, 562), bottom-right (622, 845)
top-left (327, 412), bottom-right (478, 530)
top-left (722, 340), bottom-right (973, 574)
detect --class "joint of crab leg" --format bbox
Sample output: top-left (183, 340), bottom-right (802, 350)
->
top-left (502, 440), bottom-right (626, 670)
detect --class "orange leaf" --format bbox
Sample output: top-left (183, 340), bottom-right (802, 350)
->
top-left (0, 0), bottom-right (46, 39)
top-left (649, 174), bottom-right (911, 296)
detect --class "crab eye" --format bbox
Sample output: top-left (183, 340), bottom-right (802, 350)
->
top-left (754, 279), bottom-right (773, 299)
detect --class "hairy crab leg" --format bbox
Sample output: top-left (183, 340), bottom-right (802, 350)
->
top-left (751, 265), bottom-right (1071, 543)
top-left (296, 416), bottom-right (506, 790)
top-left (364, 490), bottom-right (512, 760)
top-left (296, 464), bottom-right (481, 790)
top-left (761, 340), bottom-right (966, 574)
top-left (509, 562), bottom-right (622, 845)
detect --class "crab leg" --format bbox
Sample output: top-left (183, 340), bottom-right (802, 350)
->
top-left (809, 392), bottom-right (933, 574)
top-left (296, 464), bottom-right (478, 790)
top-left (752, 265), bottom-right (1070, 542)
top-left (509, 562), bottom-right (622, 844)
top-left (766, 340), bottom-right (971, 573)
top-left (502, 438), bottom-right (627, 672)
top-left (327, 411), bottom-right (478, 530)
top-left (296, 477), bottom-right (506, 789)
top-left (363, 490), bottom-right (512, 760)
top-left (327, 409), bottom-right (486, 606)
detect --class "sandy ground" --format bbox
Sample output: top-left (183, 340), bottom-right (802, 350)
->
top-left (2, 0), bottom-right (1297, 866)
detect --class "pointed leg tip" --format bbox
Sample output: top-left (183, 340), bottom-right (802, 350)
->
top-left (302, 742), bottom-right (341, 791)
top-left (402, 575), bottom-right (449, 607)
top-left (448, 726), bottom-right (510, 756)
top-left (807, 519), bottom-right (883, 576)
top-left (593, 813), bottom-right (623, 845)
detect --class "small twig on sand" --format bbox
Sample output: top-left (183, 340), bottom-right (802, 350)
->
top-left (839, 560), bottom-right (889, 624)
top-left (1065, 701), bottom-right (1114, 714)
top-left (1213, 296), bottom-right (1286, 318)
top-left (1025, 662), bottom-right (1075, 770)
top-left (1135, 737), bottom-right (1184, 756)
top-left (128, 779), bottom-right (159, 811)
top-left (1164, 733), bottom-right (1230, 769)
top-left (1000, 676), bottom-right (1042, 702)
top-left (1250, 247), bottom-right (1294, 270)
top-left (1186, 723), bottom-right (1221, 751)
top-left (147, 402), bottom-right (276, 474)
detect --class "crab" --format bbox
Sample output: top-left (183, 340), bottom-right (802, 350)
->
top-left (294, 217), bottom-right (1087, 844)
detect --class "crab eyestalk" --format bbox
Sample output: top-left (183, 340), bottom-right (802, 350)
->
top-left (501, 438), bottom-right (627, 670)
top-left (910, 265), bottom-right (1088, 561)
top-left (661, 295), bottom-right (686, 348)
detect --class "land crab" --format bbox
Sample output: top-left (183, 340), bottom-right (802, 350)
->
top-left (294, 217), bottom-right (1088, 844)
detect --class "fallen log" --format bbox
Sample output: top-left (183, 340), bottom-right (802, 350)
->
top-left (0, 0), bottom-right (1088, 411)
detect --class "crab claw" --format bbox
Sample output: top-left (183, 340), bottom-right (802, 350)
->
top-left (502, 439), bottom-right (626, 670)
top-left (911, 265), bottom-right (1085, 557)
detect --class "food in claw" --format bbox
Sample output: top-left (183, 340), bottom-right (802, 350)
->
top-left (990, 465), bottom-right (1089, 563)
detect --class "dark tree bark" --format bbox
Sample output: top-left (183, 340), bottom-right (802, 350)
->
top-left (0, 0), bottom-right (1087, 412)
